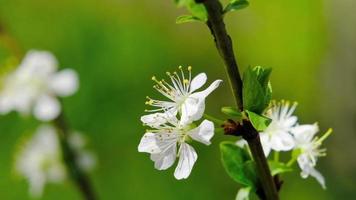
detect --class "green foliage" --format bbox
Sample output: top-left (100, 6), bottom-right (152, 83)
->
top-left (268, 161), bottom-right (293, 176)
top-left (174, 0), bottom-right (207, 22)
top-left (220, 142), bottom-right (258, 188)
top-left (242, 66), bottom-right (272, 114)
top-left (224, 0), bottom-right (249, 14)
top-left (245, 110), bottom-right (271, 131)
top-left (176, 15), bottom-right (201, 24)
top-left (221, 106), bottom-right (243, 118)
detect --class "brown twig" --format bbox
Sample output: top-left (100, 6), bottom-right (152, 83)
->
top-left (53, 111), bottom-right (97, 200)
top-left (196, 0), bottom-right (279, 199)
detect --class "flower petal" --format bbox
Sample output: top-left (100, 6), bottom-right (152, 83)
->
top-left (189, 73), bottom-right (207, 93)
top-left (298, 159), bottom-right (326, 189)
top-left (141, 113), bottom-right (170, 128)
top-left (180, 96), bottom-right (205, 126)
top-left (150, 144), bottom-right (177, 170)
top-left (50, 69), bottom-right (79, 97)
top-left (292, 123), bottom-right (319, 144)
top-left (270, 131), bottom-right (295, 151)
top-left (188, 119), bottom-right (214, 145)
top-left (19, 50), bottom-right (58, 76)
top-left (138, 133), bottom-right (162, 154)
top-left (174, 143), bottom-right (197, 180)
top-left (192, 79), bottom-right (222, 99)
top-left (179, 80), bottom-right (222, 125)
top-left (33, 95), bottom-right (61, 121)
top-left (260, 133), bottom-right (272, 156)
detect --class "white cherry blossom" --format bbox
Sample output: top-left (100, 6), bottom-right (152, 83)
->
top-left (15, 125), bottom-right (96, 197)
top-left (15, 125), bottom-right (67, 197)
top-left (138, 117), bottom-right (214, 180)
top-left (143, 66), bottom-right (222, 126)
top-left (292, 124), bottom-right (331, 189)
top-left (0, 50), bottom-right (78, 121)
top-left (259, 101), bottom-right (298, 156)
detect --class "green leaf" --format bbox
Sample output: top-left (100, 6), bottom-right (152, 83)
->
top-left (224, 0), bottom-right (249, 14)
top-left (220, 142), bottom-right (256, 187)
top-left (245, 110), bottom-right (271, 131)
top-left (187, 2), bottom-right (207, 21)
top-left (268, 161), bottom-right (293, 176)
top-left (242, 66), bottom-right (272, 114)
top-left (221, 106), bottom-right (243, 118)
top-left (176, 15), bottom-right (202, 24)
top-left (174, 0), bottom-right (207, 21)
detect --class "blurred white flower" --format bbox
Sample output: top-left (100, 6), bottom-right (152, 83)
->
top-left (15, 125), bottom-right (96, 197)
top-left (138, 116), bottom-right (214, 180)
top-left (143, 66), bottom-right (222, 126)
top-left (68, 132), bottom-right (97, 172)
top-left (292, 124), bottom-right (332, 189)
top-left (259, 101), bottom-right (298, 156)
top-left (15, 125), bottom-right (66, 198)
top-left (0, 50), bottom-right (79, 121)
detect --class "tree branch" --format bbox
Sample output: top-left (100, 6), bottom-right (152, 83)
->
top-left (197, 0), bottom-right (279, 199)
top-left (53, 112), bottom-right (97, 200)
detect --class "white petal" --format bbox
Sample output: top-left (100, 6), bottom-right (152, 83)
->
top-left (282, 116), bottom-right (298, 128)
top-left (298, 160), bottom-right (326, 189)
top-left (292, 124), bottom-right (319, 144)
top-left (174, 143), bottom-right (197, 180)
top-left (33, 95), bottom-right (61, 121)
top-left (236, 139), bottom-right (247, 148)
top-left (270, 131), bottom-right (295, 151)
top-left (138, 133), bottom-right (161, 154)
top-left (141, 113), bottom-right (170, 128)
top-left (50, 69), bottom-right (79, 97)
top-left (189, 73), bottom-right (207, 93)
top-left (236, 187), bottom-right (251, 200)
top-left (19, 50), bottom-right (58, 76)
top-left (192, 79), bottom-right (222, 99)
top-left (28, 175), bottom-right (46, 198)
top-left (150, 144), bottom-right (177, 170)
top-left (188, 120), bottom-right (214, 145)
top-left (179, 79), bottom-right (222, 125)
top-left (180, 96), bottom-right (205, 126)
top-left (308, 167), bottom-right (326, 189)
top-left (260, 133), bottom-right (272, 156)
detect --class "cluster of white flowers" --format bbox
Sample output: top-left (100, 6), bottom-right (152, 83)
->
top-left (138, 66), bottom-right (222, 179)
top-left (0, 50), bottom-right (78, 121)
top-left (237, 100), bottom-right (331, 188)
top-left (15, 124), bottom-right (96, 197)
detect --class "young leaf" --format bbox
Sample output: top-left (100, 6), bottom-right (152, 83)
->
top-left (176, 15), bottom-right (201, 24)
top-left (268, 161), bottom-right (293, 176)
top-left (242, 66), bottom-right (272, 114)
top-left (221, 106), bottom-right (243, 118)
top-left (174, 0), bottom-right (208, 22)
top-left (245, 110), bottom-right (271, 131)
top-left (187, 2), bottom-right (207, 21)
top-left (242, 67), bottom-right (265, 114)
top-left (220, 142), bottom-right (256, 187)
top-left (224, 0), bottom-right (249, 14)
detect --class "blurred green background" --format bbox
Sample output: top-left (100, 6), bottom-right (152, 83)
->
top-left (0, 0), bottom-right (355, 199)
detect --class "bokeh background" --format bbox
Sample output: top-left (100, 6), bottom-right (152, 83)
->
top-left (0, 0), bottom-right (355, 199)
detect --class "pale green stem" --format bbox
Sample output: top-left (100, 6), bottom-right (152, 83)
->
top-left (204, 113), bottom-right (224, 125)
top-left (274, 151), bottom-right (279, 162)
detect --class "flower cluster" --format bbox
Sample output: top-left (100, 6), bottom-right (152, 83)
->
top-left (15, 124), bottom-right (96, 197)
top-left (0, 50), bottom-right (78, 121)
top-left (138, 66), bottom-right (222, 179)
top-left (237, 100), bottom-right (331, 188)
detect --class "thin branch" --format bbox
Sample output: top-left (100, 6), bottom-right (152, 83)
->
top-left (196, 0), bottom-right (279, 199)
top-left (53, 111), bottom-right (97, 200)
